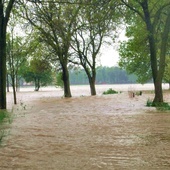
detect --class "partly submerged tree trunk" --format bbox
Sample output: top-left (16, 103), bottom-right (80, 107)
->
top-left (34, 77), bottom-right (40, 91)
top-left (89, 77), bottom-right (96, 96)
top-left (154, 10), bottom-right (170, 103)
top-left (0, 0), bottom-right (15, 109)
top-left (85, 67), bottom-right (96, 96)
top-left (61, 62), bottom-right (72, 97)
top-left (16, 75), bottom-right (20, 92)
top-left (153, 81), bottom-right (163, 103)
top-left (7, 74), bottom-right (10, 92)
top-left (11, 77), bottom-right (17, 104)
top-left (0, 37), bottom-right (7, 109)
top-left (141, 1), bottom-right (170, 103)
top-left (121, 1), bottom-right (170, 104)
top-left (0, 11), bottom-right (7, 109)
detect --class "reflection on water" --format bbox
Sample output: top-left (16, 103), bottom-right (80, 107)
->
top-left (1, 86), bottom-right (170, 169)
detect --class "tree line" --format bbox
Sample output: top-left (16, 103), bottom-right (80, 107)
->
top-left (0, 0), bottom-right (170, 109)
top-left (69, 66), bottom-right (137, 85)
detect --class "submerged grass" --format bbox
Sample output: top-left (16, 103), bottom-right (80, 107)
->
top-left (0, 110), bottom-right (7, 123)
top-left (103, 88), bottom-right (118, 95)
top-left (0, 110), bottom-right (12, 145)
top-left (146, 99), bottom-right (170, 111)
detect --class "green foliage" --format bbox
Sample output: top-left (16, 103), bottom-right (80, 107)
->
top-left (120, 0), bottom-right (170, 103)
top-left (0, 111), bottom-right (7, 123)
top-left (55, 72), bottom-right (64, 88)
top-left (0, 110), bottom-right (10, 144)
top-left (146, 99), bottom-right (170, 111)
top-left (118, 17), bottom-right (152, 84)
top-left (69, 69), bottom-right (88, 84)
top-left (96, 66), bottom-right (137, 84)
top-left (6, 33), bottom-right (28, 104)
top-left (69, 66), bottom-right (137, 85)
top-left (20, 1), bottom-right (81, 97)
top-left (103, 88), bottom-right (118, 95)
top-left (146, 99), bottom-right (154, 107)
top-left (21, 58), bottom-right (53, 91)
top-left (70, 0), bottom-right (121, 95)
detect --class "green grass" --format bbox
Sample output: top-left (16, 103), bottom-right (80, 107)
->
top-left (146, 99), bottom-right (170, 111)
top-left (103, 88), bottom-right (118, 95)
top-left (146, 99), bottom-right (153, 107)
top-left (0, 110), bottom-right (7, 123)
top-left (0, 110), bottom-right (11, 144)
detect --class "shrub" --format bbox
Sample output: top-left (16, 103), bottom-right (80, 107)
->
top-left (155, 102), bottom-right (170, 111)
top-left (146, 99), bottom-right (170, 111)
top-left (146, 99), bottom-right (153, 107)
top-left (103, 88), bottom-right (118, 95)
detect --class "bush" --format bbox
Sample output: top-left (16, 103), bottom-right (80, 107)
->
top-left (146, 99), bottom-right (170, 111)
top-left (103, 88), bottom-right (118, 95)
top-left (146, 99), bottom-right (153, 107)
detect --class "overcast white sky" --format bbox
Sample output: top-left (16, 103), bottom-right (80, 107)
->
top-left (100, 30), bottom-right (127, 67)
top-left (100, 46), bottom-right (119, 67)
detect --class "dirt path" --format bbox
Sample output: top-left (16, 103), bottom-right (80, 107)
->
top-left (0, 88), bottom-right (170, 170)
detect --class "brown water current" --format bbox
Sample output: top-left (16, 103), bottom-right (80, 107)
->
top-left (0, 86), bottom-right (170, 170)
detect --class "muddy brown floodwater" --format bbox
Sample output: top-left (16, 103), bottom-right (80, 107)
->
top-left (0, 85), bottom-right (170, 170)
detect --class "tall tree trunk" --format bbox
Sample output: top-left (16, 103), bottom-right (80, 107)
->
top-left (0, 0), bottom-right (15, 109)
top-left (37, 78), bottom-right (40, 91)
top-left (154, 10), bottom-right (170, 103)
top-left (61, 62), bottom-right (72, 97)
top-left (141, 1), bottom-right (163, 103)
top-left (16, 75), bottom-right (20, 92)
top-left (85, 68), bottom-right (96, 96)
top-left (0, 8), bottom-right (7, 109)
top-left (0, 37), bottom-right (6, 109)
top-left (11, 77), bottom-right (17, 104)
top-left (89, 77), bottom-right (96, 96)
top-left (7, 73), bottom-right (9, 92)
top-left (34, 77), bottom-right (40, 91)
top-left (153, 81), bottom-right (163, 103)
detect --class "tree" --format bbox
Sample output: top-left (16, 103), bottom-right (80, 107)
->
top-left (6, 34), bottom-right (27, 104)
top-left (0, 0), bottom-right (16, 109)
top-left (119, 23), bottom-right (152, 83)
top-left (6, 10), bottom-right (29, 104)
top-left (19, 33), bottom-right (54, 91)
top-left (20, 0), bottom-right (82, 97)
top-left (69, 66), bottom-right (137, 85)
top-left (71, 0), bottom-right (119, 95)
top-left (120, 0), bottom-right (170, 104)
top-left (22, 58), bottom-right (53, 91)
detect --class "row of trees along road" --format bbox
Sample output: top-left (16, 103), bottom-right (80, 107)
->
top-left (0, 0), bottom-right (170, 109)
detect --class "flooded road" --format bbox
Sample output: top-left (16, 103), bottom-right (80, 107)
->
top-left (0, 85), bottom-right (170, 169)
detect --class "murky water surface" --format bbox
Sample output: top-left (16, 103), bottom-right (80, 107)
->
top-left (0, 85), bottom-right (170, 169)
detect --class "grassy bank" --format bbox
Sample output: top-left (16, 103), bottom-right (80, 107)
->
top-left (0, 110), bottom-right (11, 144)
